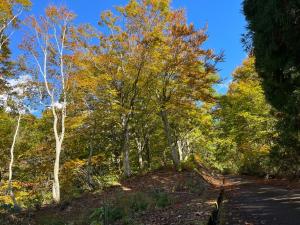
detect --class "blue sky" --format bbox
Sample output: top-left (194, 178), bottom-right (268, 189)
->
top-left (11, 0), bottom-right (247, 94)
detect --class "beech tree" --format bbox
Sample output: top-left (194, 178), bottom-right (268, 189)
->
top-left (21, 6), bottom-right (75, 203)
top-left (69, 0), bottom-right (221, 174)
top-left (150, 8), bottom-right (221, 169)
top-left (92, 0), bottom-right (174, 176)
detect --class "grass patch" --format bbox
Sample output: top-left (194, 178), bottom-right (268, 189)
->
top-left (151, 189), bottom-right (172, 208)
top-left (89, 190), bottom-right (172, 225)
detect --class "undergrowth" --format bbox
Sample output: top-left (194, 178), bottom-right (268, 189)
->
top-left (89, 190), bottom-right (172, 225)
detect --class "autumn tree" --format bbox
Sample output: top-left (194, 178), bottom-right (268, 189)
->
top-left (0, 0), bottom-right (31, 50)
top-left (0, 0), bottom-right (31, 92)
top-left (68, 0), bottom-right (221, 175)
top-left (89, 0), bottom-right (177, 176)
top-left (21, 6), bottom-right (75, 203)
top-left (150, 9), bottom-right (221, 169)
top-left (215, 57), bottom-right (277, 174)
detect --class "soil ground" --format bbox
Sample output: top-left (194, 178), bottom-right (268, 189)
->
top-left (1, 168), bottom-right (222, 225)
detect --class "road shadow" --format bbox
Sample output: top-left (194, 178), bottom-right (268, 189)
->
top-left (223, 176), bottom-right (300, 225)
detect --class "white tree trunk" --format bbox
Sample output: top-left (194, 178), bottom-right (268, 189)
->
top-left (135, 138), bottom-right (144, 169)
top-left (51, 76), bottom-right (66, 203)
top-left (177, 139), bottom-right (183, 161)
top-left (52, 139), bottom-right (62, 203)
top-left (29, 8), bottom-right (71, 203)
top-left (8, 113), bottom-right (21, 209)
top-left (177, 138), bottom-right (191, 161)
top-left (184, 139), bottom-right (191, 161)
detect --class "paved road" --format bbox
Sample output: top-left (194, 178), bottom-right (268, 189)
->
top-left (223, 177), bottom-right (300, 225)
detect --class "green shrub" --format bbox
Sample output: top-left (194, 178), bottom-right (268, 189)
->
top-left (181, 160), bottom-right (197, 171)
top-left (89, 191), bottom-right (172, 224)
top-left (128, 192), bottom-right (150, 212)
top-left (0, 203), bottom-right (14, 213)
top-left (151, 189), bottom-right (171, 208)
top-left (89, 204), bottom-right (124, 225)
top-left (89, 207), bottom-right (104, 225)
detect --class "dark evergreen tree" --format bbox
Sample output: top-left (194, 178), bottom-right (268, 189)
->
top-left (243, 0), bottom-right (300, 176)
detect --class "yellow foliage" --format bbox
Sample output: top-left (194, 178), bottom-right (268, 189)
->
top-left (62, 159), bottom-right (86, 171)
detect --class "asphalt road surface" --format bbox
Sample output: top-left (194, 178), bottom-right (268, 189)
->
top-left (223, 177), bottom-right (300, 225)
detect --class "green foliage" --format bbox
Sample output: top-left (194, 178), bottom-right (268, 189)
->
top-left (0, 110), bottom-right (14, 168)
top-left (214, 57), bottom-right (277, 175)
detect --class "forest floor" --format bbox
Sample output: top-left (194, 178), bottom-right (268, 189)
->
top-left (2, 167), bottom-right (224, 225)
top-left (222, 176), bottom-right (300, 225)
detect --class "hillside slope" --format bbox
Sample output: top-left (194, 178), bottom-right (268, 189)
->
top-left (1, 168), bottom-right (222, 225)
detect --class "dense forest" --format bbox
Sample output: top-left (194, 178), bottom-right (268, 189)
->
top-left (0, 0), bottom-right (299, 224)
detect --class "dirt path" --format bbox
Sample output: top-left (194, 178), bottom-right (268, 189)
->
top-left (223, 177), bottom-right (300, 225)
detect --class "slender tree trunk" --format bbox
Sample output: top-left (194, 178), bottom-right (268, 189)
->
top-left (8, 113), bottom-right (21, 209)
top-left (52, 106), bottom-right (65, 203)
top-left (87, 119), bottom-right (96, 189)
top-left (87, 143), bottom-right (95, 189)
top-left (177, 139), bottom-right (183, 161)
top-left (185, 139), bottom-right (191, 160)
top-left (52, 25), bottom-right (67, 203)
top-left (145, 137), bottom-right (151, 169)
top-left (87, 144), bottom-right (94, 179)
top-left (160, 109), bottom-right (180, 170)
top-left (119, 57), bottom-right (145, 177)
top-left (52, 141), bottom-right (61, 203)
top-left (122, 115), bottom-right (131, 177)
top-left (135, 138), bottom-right (144, 169)
top-left (113, 149), bottom-right (122, 173)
